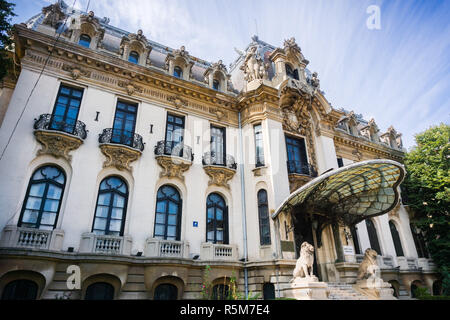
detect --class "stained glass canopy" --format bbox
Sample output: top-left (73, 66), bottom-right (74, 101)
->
top-left (272, 159), bottom-right (405, 226)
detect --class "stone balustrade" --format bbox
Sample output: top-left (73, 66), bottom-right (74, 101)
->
top-left (200, 242), bottom-right (238, 261)
top-left (145, 238), bottom-right (190, 258)
top-left (79, 232), bottom-right (132, 255)
top-left (0, 225), bottom-right (64, 251)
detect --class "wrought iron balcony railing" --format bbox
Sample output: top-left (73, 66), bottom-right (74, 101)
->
top-left (202, 151), bottom-right (237, 170)
top-left (34, 113), bottom-right (87, 140)
top-left (287, 160), bottom-right (318, 177)
top-left (154, 140), bottom-right (194, 161)
top-left (98, 128), bottom-right (144, 151)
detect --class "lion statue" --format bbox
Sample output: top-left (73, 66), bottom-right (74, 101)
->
top-left (293, 242), bottom-right (315, 279)
top-left (357, 248), bottom-right (380, 280)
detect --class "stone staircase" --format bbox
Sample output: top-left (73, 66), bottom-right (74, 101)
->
top-left (327, 283), bottom-right (370, 300)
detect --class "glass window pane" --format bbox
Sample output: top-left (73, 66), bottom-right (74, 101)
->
top-left (95, 206), bottom-right (109, 218)
top-left (155, 225), bottom-right (165, 236)
top-left (113, 195), bottom-right (125, 208)
top-left (60, 87), bottom-right (71, 95)
top-left (156, 201), bottom-right (166, 213)
top-left (93, 218), bottom-right (107, 231)
top-left (109, 219), bottom-right (122, 232)
top-left (46, 185), bottom-right (62, 200)
top-left (25, 197), bottom-right (42, 210)
top-left (168, 202), bottom-right (178, 214)
top-left (40, 212), bottom-right (56, 226)
top-left (156, 213), bottom-right (166, 224)
top-left (207, 231), bottom-right (214, 241)
top-left (22, 210), bottom-right (38, 224)
top-left (168, 214), bottom-right (177, 225)
top-left (167, 226), bottom-right (176, 237)
top-left (29, 184), bottom-right (45, 197)
top-left (111, 208), bottom-right (123, 219)
top-left (43, 199), bottom-right (59, 212)
top-left (97, 194), bottom-right (111, 206)
top-left (216, 209), bottom-right (223, 221)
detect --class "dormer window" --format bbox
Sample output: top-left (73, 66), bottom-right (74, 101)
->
top-left (173, 66), bottom-right (183, 79)
top-left (285, 64), bottom-right (299, 80)
top-left (78, 34), bottom-right (91, 48)
top-left (212, 79), bottom-right (220, 91)
top-left (128, 51), bottom-right (139, 64)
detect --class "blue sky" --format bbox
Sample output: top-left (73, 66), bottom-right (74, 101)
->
top-left (9, 0), bottom-right (450, 150)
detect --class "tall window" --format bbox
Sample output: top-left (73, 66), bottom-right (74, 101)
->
top-left (173, 66), bottom-right (183, 78)
top-left (285, 64), bottom-right (299, 80)
top-left (211, 126), bottom-right (226, 165)
top-left (389, 221), bottom-right (404, 257)
top-left (254, 124), bottom-right (264, 167)
top-left (128, 51), bottom-right (139, 64)
top-left (18, 166), bottom-right (66, 230)
top-left (337, 157), bottom-right (344, 168)
top-left (111, 101), bottom-right (138, 147)
top-left (92, 176), bottom-right (128, 236)
top-left (258, 189), bottom-right (271, 245)
top-left (410, 224), bottom-right (429, 258)
top-left (285, 135), bottom-right (309, 175)
top-left (78, 34), bottom-right (91, 48)
top-left (164, 114), bottom-right (185, 156)
top-left (212, 79), bottom-right (220, 91)
top-left (85, 282), bottom-right (114, 300)
top-left (366, 219), bottom-right (382, 255)
top-left (350, 225), bottom-right (361, 254)
top-left (154, 284), bottom-right (178, 300)
top-left (50, 84), bottom-right (84, 135)
top-left (154, 185), bottom-right (182, 241)
top-left (206, 193), bottom-right (228, 244)
top-left (1, 280), bottom-right (38, 300)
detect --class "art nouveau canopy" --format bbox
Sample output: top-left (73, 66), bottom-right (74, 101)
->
top-left (272, 159), bottom-right (405, 226)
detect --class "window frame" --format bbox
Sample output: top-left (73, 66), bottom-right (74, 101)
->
top-left (173, 66), bottom-right (183, 78)
top-left (257, 189), bottom-right (271, 246)
top-left (389, 220), bottom-right (404, 257)
top-left (210, 125), bottom-right (226, 165)
top-left (206, 193), bottom-right (228, 244)
top-left (18, 165), bottom-right (66, 230)
top-left (153, 185), bottom-right (182, 241)
top-left (285, 135), bottom-right (309, 175)
top-left (78, 34), bottom-right (91, 48)
top-left (91, 176), bottom-right (129, 236)
top-left (111, 100), bottom-right (138, 147)
top-left (254, 124), bottom-right (265, 167)
top-left (50, 84), bottom-right (84, 135)
top-left (164, 113), bottom-right (185, 156)
top-left (365, 219), bottom-right (382, 255)
top-left (128, 51), bottom-right (140, 64)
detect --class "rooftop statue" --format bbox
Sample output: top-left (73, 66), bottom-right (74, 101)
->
top-left (240, 45), bottom-right (268, 82)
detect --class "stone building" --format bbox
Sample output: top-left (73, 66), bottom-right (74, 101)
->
top-left (0, 1), bottom-right (440, 300)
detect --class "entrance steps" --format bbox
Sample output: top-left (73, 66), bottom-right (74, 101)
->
top-left (327, 283), bottom-right (370, 300)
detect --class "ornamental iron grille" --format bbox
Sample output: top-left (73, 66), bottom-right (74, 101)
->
top-left (154, 185), bottom-right (182, 241)
top-left (18, 165), bottom-right (66, 230)
top-left (92, 176), bottom-right (128, 236)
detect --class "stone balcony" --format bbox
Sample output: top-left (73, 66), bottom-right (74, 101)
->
top-left (200, 242), bottom-right (238, 261)
top-left (98, 128), bottom-right (144, 171)
top-left (154, 140), bottom-right (193, 181)
top-left (202, 152), bottom-right (237, 189)
top-left (286, 161), bottom-right (318, 192)
top-left (0, 225), bottom-right (64, 251)
top-left (33, 113), bottom-right (87, 162)
top-left (145, 238), bottom-right (190, 258)
top-left (79, 232), bottom-right (132, 255)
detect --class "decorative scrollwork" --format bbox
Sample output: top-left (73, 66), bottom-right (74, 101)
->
top-left (154, 140), bottom-right (193, 161)
top-left (33, 113), bottom-right (87, 140)
top-left (98, 128), bottom-right (144, 151)
top-left (202, 151), bottom-right (237, 170)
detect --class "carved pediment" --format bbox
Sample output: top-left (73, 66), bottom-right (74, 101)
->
top-left (165, 45), bottom-right (194, 79)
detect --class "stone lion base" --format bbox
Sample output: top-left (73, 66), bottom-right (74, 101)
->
top-left (280, 276), bottom-right (330, 300)
top-left (354, 278), bottom-right (396, 300)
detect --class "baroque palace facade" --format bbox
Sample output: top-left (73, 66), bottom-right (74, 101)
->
top-left (0, 1), bottom-right (440, 300)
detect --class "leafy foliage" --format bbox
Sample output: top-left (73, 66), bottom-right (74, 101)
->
top-left (0, 0), bottom-right (16, 81)
top-left (403, 123), bottom-right (450, 294)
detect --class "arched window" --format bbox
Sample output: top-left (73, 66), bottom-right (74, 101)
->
top-left (18, 166), bottom-right (66, 230)
top-left (154, 283), bottom-right (178, 300)
top-left (365, 219), bottom-right (382, 255)
top-left (350, 225), bottom-right (361, 254)
top-left (173, 66), bottom-right (183, 78)
top-left (154, 185), bottom-right (182, 241)
top-left (212, 284), bottom-right (229, 300)
top-left (85, 282), bottom-right (114, 300)
top-left (410, 224), bottom-right (429, 258)
top-left (78, 34), bottom-right (91, 48)
top-left (92, 176), bottom-right (128, 236)
top-left (212, 79), bottom-right (220, 91)
top-left (263, 283), bottom-right (275, 300)
top-left (206, 193), bottom-right (228, 244)
top-left (1, 279), bottom-right (38, 300)
top-left (128, 51), bottom-right (139, 64)
top-left (389, 221), bottom-right (404, 257)
top-left (258, 189), bottom-right (271, 246)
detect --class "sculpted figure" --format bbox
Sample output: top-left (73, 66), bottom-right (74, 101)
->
top-left (293, 242), bottom-right (315, 279)
top-left (357, 248), bottom-right (379, 280)
top-left (240, 46), bottom-right (268, 82)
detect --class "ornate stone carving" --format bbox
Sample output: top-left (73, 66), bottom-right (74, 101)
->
top-left (99, 144), bottom-right (142, 172)
top-left (34, 130), bottom-right (83, 162)
top-left (288, 174), bottom-right (313, 193)
top-left (167, 95), bottom-right (188, 109)
top-left (62, 63), bottom-right (91, 80)
top-left (293, 242), bottom-right (316, 279)
top-left (42, 3), bottom-right (67, 28)
top-left (240, 45), bottom-right (268, 82)
top-left (203, 166), bottom-right (236, 189)
top-left (118, 80), bottom-right (143, 96)
top-left (119, 30), bottom-right (152, 65)
top-left (156, 155), bottom-right (192, 182)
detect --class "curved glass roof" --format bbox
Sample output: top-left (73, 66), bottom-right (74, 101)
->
top-left (272, 159), bottom-right (405, 226)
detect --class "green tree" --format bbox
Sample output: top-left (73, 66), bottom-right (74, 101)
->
top-left (0, 0), bottom-right (16, 81)
top-left (402, 123), bottom-right (450, 295)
